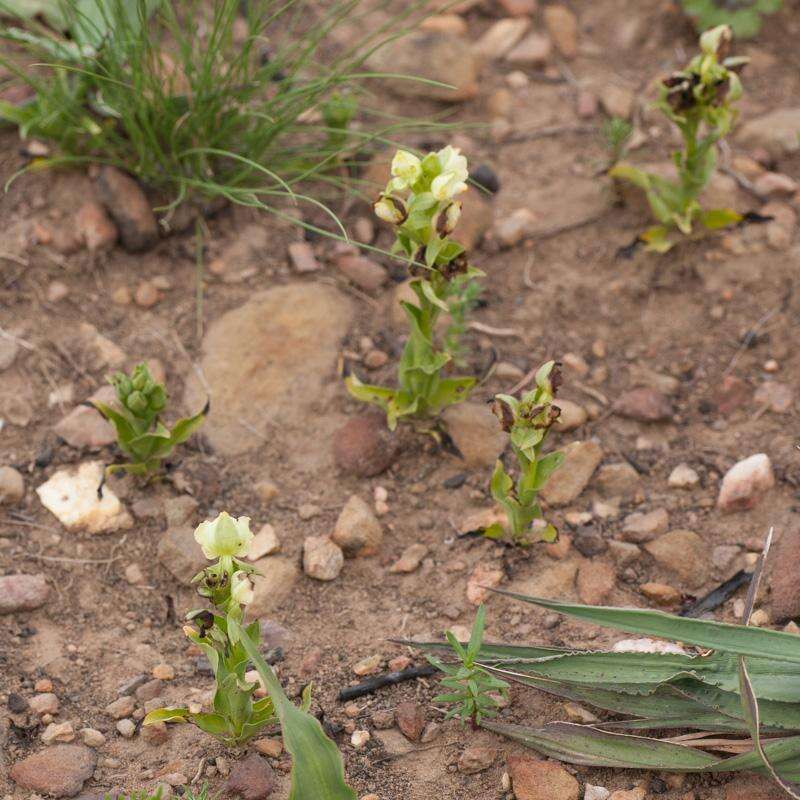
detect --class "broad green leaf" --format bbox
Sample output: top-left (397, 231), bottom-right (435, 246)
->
top-left (493, 593), bottom-right (800, 664)
top-left (190, 711), bottom-right (232, 738)
top-left (528, 450), bottom-right (564, 491)
top-left (143, 707), bottom-right (189, 725)
top-left (641, 225), bottom-right (674, 253)
top-left (228, 617), bottom-right (356, 800)
top-left (608, 163), bottom-right (651, 190)
top-left (0, 0), bottom-right (69, 28)
top-left (426, 376), bottom-right (474, 411)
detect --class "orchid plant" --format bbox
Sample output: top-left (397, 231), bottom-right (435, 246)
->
top-left (610, 25), bottom-right (747, 252)
top-left (487, 361), bottom-right (564, 545)
top-left (345, 145), bottom-right (480, 430)
top-left (145, 513), bottom-right (355, 799)
top-left (91, 362), bottom-right (206, 477)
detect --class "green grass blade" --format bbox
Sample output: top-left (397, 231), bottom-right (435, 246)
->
top-left (494, 591), bottom-right (800, 664)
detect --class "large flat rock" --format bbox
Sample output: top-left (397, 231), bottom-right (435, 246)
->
top-left (184, 284), bottom-right (353, 456)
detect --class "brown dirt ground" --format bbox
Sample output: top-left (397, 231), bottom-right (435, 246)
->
top-left (2, 1), bottom-right (800, 798)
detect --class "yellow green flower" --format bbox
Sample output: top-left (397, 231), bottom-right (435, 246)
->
top-left (194, 512), bottom-right (253, 560)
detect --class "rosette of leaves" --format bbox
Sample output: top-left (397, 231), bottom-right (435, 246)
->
top-left (91, 362), bottom-right (206, 476)
top-left (345, 146), bottom-right (479, 430)
top-left (681, 0), bottom-right (782, 39)
top-left (486, 361), bottom-right (564, 545)
top-left (610, 25), bottom-right (748, 252)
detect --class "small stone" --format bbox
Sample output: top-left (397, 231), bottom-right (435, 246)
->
top-left (754, 381), bottom-right (793, 414)
top-left (553, 399), bottom-right (587, 432)
top-left (351, 729), bottom-right (371, 750)
top-left (364, 350), bottom-right (388, 369)
top-left (333, 412), bottom-right (399, 477)
top-left (116, 719), bottom-right (136, 738)
top-left (713, 545), bottom-right (741, 571)
top-left (254, 738), bottom-right (283, 758)
top-left (287, 241), bottom-right (320, 273)
top-left (0, 337), bottom-right (19, 371)
top-left (0, 465), bottom-right (25, 504)
top-left (622, 509), bottom-right (669, 543)
top-left (124, 563), bottom-right (145, 584)
top-left (157, 525), bottom-right (207, 584)
top-left (499, 0), bottom-right (538, 13)
top-left (255, 480), bottom-right (280, 504)
top-left (506, 32), bottom-right (551, 65)
top-left (608, 540), bottom-right (640, 567)
top-left (152, 663), bottom-right (175, 681)
top-left (0, 573), bottom-right (49, 614)
top-left (42, 721), bottom-right (75, 745)
top-left (610, 790), bottom-right (646, 800)
top-left (95, 166), bottom-right (158, 252)
top-left (36, 461), bottom-right (132, 534)
top-left (247, 523), bottom-right (280, 560)
top-left (641, 582), bottom-right (682, 606)
top-left (443, 402), bottom-right (507, 468)
top-left (541, 440), bottom-right (603, 506)
top-left (353, 654), bottom-right (382, 676)
top-left (371, 708), bottom-right (395, 729)
top-left (332, 495), bottom-right (383, 557)
top-left (30, 693), bottom-right (60, 715)
top-left (106, 695), bottom-right (136, 719)
top-left (614, 388), bottom-right (672, 422)
top-left (600, 83), bottom-right (635, 119)
top-left (645, 530), bottom-right (709, 589)
top-left (208, 225), bottom-right (268, 279)
top-left (585, 787), bottom-right (611, 800)
top-left (140, 720), bottom-right (168, 745)
top-left (492, 207), bottom-right (537, 248)
top-left (738, 108), bottom-right (800, 160)
top-left (752, 171), bottom-right (798, 196)
top-left (716, 375), bottom-right (750, 416)
top-left (135, 679), bottom-right (163, 702)
top-left (389, 543), bottom-right (428, 574)
top-left (35, 678), bottom-right (54, 692)
top-left (10, 744), bottom-right (96, 797)
top-left (80, 728), bottom-right (106, 748)
top-left (669, 463), bottom-right (700, 489)
top-left (576, 562), bottom-right (615, 604)
top-left (47, 280), bottom-right (69, 302)
top-left (750, 608), bottom-right (770, 627)
top-left (335, 254), bottom-right (387, 293)
top-left (466, 561), bottom-right (504, 605)
top-left (458, 745), bottom-right (495, 774)
top-left (395, 701), bottom-right (426, 741)
top-left (508, 755), bottom-right (579, 800)
top-left (563, 702), bottom-right (599, 724)
top-left (303, 536), bottom-right (344, 581)
top-left (543, 4), bottom-right (578, 58)
top-left (473, 18), bottom-right (530, 60)
top-left (76, 200), bottom-right (118, 251)
top-left (421, 13), bottom-right (468, 35)
top-left (577, 90), bottom-right (599, 118)
top-left (717, 454), bottom-right (774, 512)
top-left (724, 775), bottom-right (788, 799)
top-left (594, 462), bottom-right (641, 499)
top-left (134, 281), bottom-right (160, 308)
top-left (53, 385), bottom-right (117, 450)
top-left (112, 285), bottom-right (132, 305)
top-left (629, 365), bottom-right (681, 396)
top-left (248, 557), bottom-right (299, 617)
top-left (225, 752), bottom-right (274, 800)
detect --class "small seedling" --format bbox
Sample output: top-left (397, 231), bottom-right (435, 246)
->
top-left (681, 0), bottom-right (781, 39)
top-left (444, 273), bottom-right (482, 367)
top-left (602, 116), bottom-right (633, 168)
top-left (91, 362), bottom-right (206, 477)
top-left (145, 512), bottom-right (356, 798)
top-left (487, 360), bottom-right (564, 545)
top-left (345, 145), bottom-right (480, 430)
top-left (610, 25), bottom-right (748, 252)
top-left (426, 605), bottom-right (509, 730)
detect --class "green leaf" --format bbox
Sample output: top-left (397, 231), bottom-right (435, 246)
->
top-left (191, 712), bottom-right (232, 739)
top-left (529, 450), bottom-right (564, 492)
top-left (467, 605), bottom-right (486, 661)
top-left (228, 617), bottom-right (356, 800)
top-left (143, 707), bottom-right (190, 725)
top-left (641, 225), bottom-right (674, 253)
top-left (493, 593), bottom-right (800, 664)
top-left (609, 163), bottom-right (651, 191)
top-left (700, 207), bottom-right (742, 230)
top-left (419, 279), bottom-right (449, 313)
top-left (426, 376), bottom-right (475, 412)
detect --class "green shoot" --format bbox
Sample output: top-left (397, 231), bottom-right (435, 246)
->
top-left (610, 25), bottom-right (748, 252)
top-left (426, 605), bottom-right (509, 730)
top-left (681, 0), bottom-right (782, 39)
top-left (443, 273), bottom-right (482, 366)
top-left (345, 146), bottom-right (480, 430)
top-left (602, 115), bottom-right (633, 168)
top-left (91, 362), bottom-right (206, 477)
top-left (487, 360), bottom-right (564, 545)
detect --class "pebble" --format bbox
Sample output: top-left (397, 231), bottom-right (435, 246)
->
top-left (543, 4), bottom-right (578, 58)
top-left (80, 728), bottom-right (106, 747)
top-left (42, 721), bottom-right (75, 744)
top-left (608, 540), bottom-right (640, 566)
top-left (0, 573), bottom-right (50, 614)
top-left (668, 463), bottom-right (700, 489)
top-left (0, 465), bottom-right (25, 504)
top-left (116, 718), bottom-right (136, 738)
top-left (134, 281), bottom-right (160, 308)
top-left (594, 462), bottom-right (641, 499)
top-left (351, 729), bottom-right (371, 749)
top-left (753, 171), bottom-right (798, 196)
top-left (600, 83), bottom-right (635, 119)
top-left (458, 745), bottom-right (495, 774)
top-left (285, 240), bottom-right (319, 273)
top-left (754, 381), bottom-right (793, 413)
top-left (10, 744), bottom-right (96, 797)
top-left (255, 480), bottom-right (280, 504)
top-left (443, 402), bottom-right (507, 468)
top-left (645, 530), bottom-right (709, 588)
top-left (30, 693), bottom-right (59, 715)
top-left (610, 789), bottom-right (646, 800)
top-left (577, 90), bottom-right (599, 118)
top-left (541, 440), bottom-right (603, 506)
top-left (254, 737), bottom-right (283, 758)
top-left (466, 561), bottom-right (504, 604)
top-left (553, 399), bottom-right (587, 431)
top-left (473, 18), bottom-right (530, 60)
top-left (335, 254), bottom-right (387, 293)
top-left (371, 708), bottom-right (395, 729)
top-left (724, 775), bottom-right (791, 799)
top-left (248, 523), bottom-right (280, 560)
top-left (106, 695), bottom-right (136, 719)
top-left (622, 508), bottom-right (668, 543)
top-left (53, 385), bottom-right (117, 449)
top-left (225, 752), bottom-right (274, 800)
top-left (421, 13), bottom-right (468, 36)
top-left (576, 561), bottom-right (615, 604)
top-left (563, 702), bottom-right (599, 724)
top-left (332, 495), bottom-right (383, 557)
top-left (364, 350), bottom-right (388, 369)
top-left (640, 582), bottom-right (682, 606)
top-left (506, 32), bottom-right (552, 66)
top-left (0, 336), bottom-right (19, 370)
top-left (94, 166), bottom-right (158, 252)
top-left (303, 536), bottom-right (344, 581)
top-left (389, 543), bottom-right (428, 574)
top-left (585, 787), bottom-right (611, 800)
top-left (614, 388), bottom-right (672, 422)
top-left (492, 207), bottom-right (537, 248)
top-left (76, 200), bottom-right (118, 251)
top-left (715, 375), bottom-right (750, 416)
top-left (395, 701), bottom-right (426, 741)
top-left (152, 663), bottom-right (175, 681)
top-left (333, 412), bottom-right (399, 477)
top-left (47, 280), bottom-right (69, 302)
top-left (507, 755), bottom-right (579, 800)
top-left (36, 461), bottom-right (133, 534)
top-left (247, 556), bottom-right (299, 617)
top-left (499, 0), bottom-right (538, 15)
top-left (353, 654), bottom-right (382, 676)
top-left (157, 525), bottom-right (208, 584)
top-left (717, 454), bottom-right (774, 512)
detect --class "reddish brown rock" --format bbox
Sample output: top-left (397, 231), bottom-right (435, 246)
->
top-left (10, 744), bottom-right (96, 797)
top-left (576, 561), bottom-right (615, 604)
top-left (395, 701), bottom-right (426, 742)
top-left (225, 752), bottom-right (274, 800)
top-left (507, 755), bottom-right (579, 800)
top-left (76, 201), bottom-right (118, 251)
top-left (333, 412), bottom-right (399, 477)
top-left (768, 528), bottom-right (800, 621)
top-left (614, 388), bottom-right (672, 422)
top-left (334, 254), bottom-right (387, 293)
top-left (715, 375), bottom-right (750, 416)
top-left (725, 776), bottom-right (787, 800)
top-left (0, 573), bottom-right (49, 614)
top-left (94, 166), bottom-right (158, 252)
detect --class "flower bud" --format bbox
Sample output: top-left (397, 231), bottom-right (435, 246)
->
top-left (700, 24), bottom-right (731, 59)
top-left (113, 374), bottom-right (133, 399)
top-left (126, 390), bottom-right (148, 414)
top-left (374, 196), bottom-right (406, 225)
top-left (131, 368), bottom-right (148, 391)
top-left (149, 385), bottom-right (167, 412)
top-left (194, 512), bottom-right (253, 560)
top-left (231, 571), bottom-right (254, 607)
top-left (389, 150), bottom-right (422, 191)
top-left (437, 201), bottom-right (461, 236)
